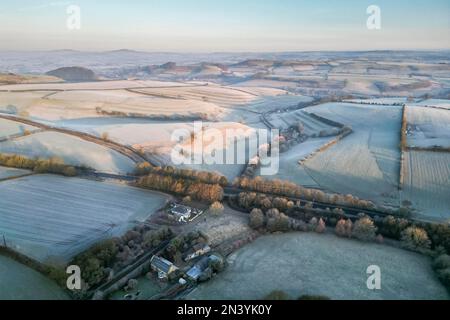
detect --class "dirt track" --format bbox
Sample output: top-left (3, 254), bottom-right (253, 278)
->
top-left (0, 114), bottom-right (147, 164)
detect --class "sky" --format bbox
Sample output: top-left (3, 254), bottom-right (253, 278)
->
top-left (0, 0), bottom-right (449, 52)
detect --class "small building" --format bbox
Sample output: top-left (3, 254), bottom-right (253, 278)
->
top-left (184, 243), bottom-right (211, 262)
top-left (150, 255), bottom-right (178, 279)
top-left (186, 256), bottom-right (210, 281)
top-left (169, 204), bottom-right (192, 222)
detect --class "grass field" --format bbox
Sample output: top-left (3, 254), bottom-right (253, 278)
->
top-left (0, 131), bottom-right (136, 174)
top-left (259, 137), bottom-right (333, 188)
top-left (0, 166), bottom-right (31, 180)
top-left (0, 118), bottom-right (38, 139)
top-left (0, 255), bottom-right (69, 300)
top-left (402, 151), bottom-right (450, 221)
top-left (406, 105), bottom-right (450, 148)
top-left (301, 103), bottom-right (402, 207)
top-left (189, 233), bottom-right (449, 300)
top-left (0, 175), bottom-right (170, 262)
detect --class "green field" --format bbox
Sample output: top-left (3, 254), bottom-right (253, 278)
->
top-left (0, 255), bottom-right (69, 300)
top-left (189, 233), bottom-right (449, 300)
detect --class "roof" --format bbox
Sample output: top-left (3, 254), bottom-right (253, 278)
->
top-left (186, 256), bottom-right (211, 280)
top-left (186, 265), bottom-right (202, 280)
top-left (170, 205), bottom-right (191, 217)
top-left (150, 255), bottom-right (175, 274)
top-left (193, 243), bottom-right (210, 251)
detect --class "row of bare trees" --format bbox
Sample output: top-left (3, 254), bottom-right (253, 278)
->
top-left (0, 153), bottom-right (77, 176)
top-left (234, 176), bottom-right (375, 210)
top-left (135, 162), bottom-right (228, 186)
top-left (136, 173), bottom-right (224, 203)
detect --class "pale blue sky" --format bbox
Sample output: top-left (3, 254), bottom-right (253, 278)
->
top-left (0, 0), bottom-right (449, 51)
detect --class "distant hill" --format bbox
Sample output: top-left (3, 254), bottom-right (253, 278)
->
top-left (0, 72), bottom-right (62, 85)
top-left (46, 66), bottom-right (98, 82)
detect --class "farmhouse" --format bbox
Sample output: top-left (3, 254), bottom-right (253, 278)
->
top-left (169, 204), bottom-right (192, 222)
top-left (150, 255), bottom-right (178, 279)
top-left (185, 254), bottom-right (224, 282)
top-left (186, 256), bottom-right (211, 281)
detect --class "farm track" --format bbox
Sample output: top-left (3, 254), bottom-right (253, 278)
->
top-left (0, 114), bottom-right (148, 165)
top-left (0, 82), bottom-right (210, 93)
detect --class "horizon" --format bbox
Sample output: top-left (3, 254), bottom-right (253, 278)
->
top-left (1, 48), bottom-right (450, 54)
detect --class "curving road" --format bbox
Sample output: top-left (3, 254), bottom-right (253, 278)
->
top-left (0, 114), bottom-right (148, 165)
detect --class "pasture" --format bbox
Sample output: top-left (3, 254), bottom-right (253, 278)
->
top-left (406, 105), bottom-right (450, 148)
top-left (402, 151), bottom-right (450, 221)
top-left (0, 131), bottom-right (136, 174)
top-left (300, 103), bottom-right (402, 207)
top-left (189, 233), bottom-right (449, 300)
top-left (0, 255), bottom-right (69, 300)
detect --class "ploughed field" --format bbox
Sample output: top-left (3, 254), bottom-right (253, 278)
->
top-left (0, 175), bottom-right (169, 263)
top-left (298, 103), bottom-right (402, 208)
top-left (189, 233), bottom-right (449, 300)
top-left (402, 151), bottom-right (450, 220)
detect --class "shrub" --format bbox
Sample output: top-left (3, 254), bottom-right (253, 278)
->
top-left (400, 227), bottom-right (431, 251)
top-left (182, 196), bottom-right (192, 205)
top-left (101, 132), bottom-right (109, 141)
top-left (264, 290), bottom-right (290, 300)
top-left (209, 201), bottom-right (224, 216)
top-left (315, 218), bottom-right (326, 234)
top-left (249, 208), bottom-right (265, 229)
top-left (308, 217), bottom-right (318, 231)
top-left (62, 166), bottom-right (77, 177)
top-left (432, 254), bottom-right (450, 288)
top-left (335, 219), bottom-right (352, 238)
top-left (352, 216), bottom-right (377, 242)
top-left (266, 209), bottom-right (289, 233)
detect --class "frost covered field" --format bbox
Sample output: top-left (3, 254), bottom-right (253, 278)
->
top-left (0, 131), bottom-right (136, 174)
top-left (402, 151), bottom-right (450, 220)
top-left (0, 255), bottom-right (68, 300)
top-left (48, 118), bottom-right (256, 180)
top-left (301, 103), bottom-right (402, 207)
top-left (406, 106), bottom-right (450, 148)
top-left (189, 233), bottom-right (449, 300)
top-left (265, 110), bottom-right (336, 134)
top-left (0, 166), bottom-right (31, 180)
top-left (0, 118), bottom-right (38, 139)
top-left (259, 137), bottom-right (333, 188)
top-left (0, 175), bottom-right (169, 262)
top-left (413, 99), bottom-right (450, 109)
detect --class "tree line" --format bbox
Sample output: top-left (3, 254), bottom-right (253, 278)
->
top-left (234, 176), bottom-right (376, 211)
top-left (136, 172), bottom-right (224, 203)
top-left (0, 153), bottom-right (78, 177)
top-left (135, 162), bottom-right (228, 186)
